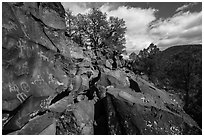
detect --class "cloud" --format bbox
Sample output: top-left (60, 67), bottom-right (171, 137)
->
top-left (62, 2), bottom-right (158, 53)
top-left (61, 2), bottom-right (202, 54)
top-left (150, 11), bottom-right (202, 49)
top-left (176, 2), bottom-right (198, 12)
top-left (61, 2), bottom-right (91, 15)
top-left (62, 2), bottom-right (107, 15)
top-left (100, 4), bottom-right (158, 53)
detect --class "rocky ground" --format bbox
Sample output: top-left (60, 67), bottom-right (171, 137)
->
top-left (2, 2), bottom-right (202, 135)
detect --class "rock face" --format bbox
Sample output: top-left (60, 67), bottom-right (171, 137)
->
top-left (2, 2), bottom-right (201, 135)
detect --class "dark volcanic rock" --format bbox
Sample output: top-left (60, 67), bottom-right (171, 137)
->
top-left (2, 2), bottom-right (70, 110)
top-left (2, 2), bottom-right (202, 135)
top-left (104, 74), bottom-right (201, 135)
top-left (8, 112), bottom-right (55, 135)
top-left (2, 2), bottom-right (72, 135)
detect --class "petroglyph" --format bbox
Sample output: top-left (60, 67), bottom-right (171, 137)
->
top-left (38, 51), bottom-right (49, 61)
top-left (8, 82), bottom-right (28, 103)
top-left (16, 92), bottom-right (27, 103)
top-left (8, 82), bottom-right (19, 93)
top-left (20, 81), bottom-right (30, 92)
top-left (17, 38), bottom-right (27, 58)
top-left (2, 21), bottom-right (17, 31)
top-left (32, 75), bottom-right (45, 86)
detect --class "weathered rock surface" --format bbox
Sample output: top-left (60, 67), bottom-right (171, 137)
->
top-left (2, 2), bottom-right (201, 135)
top-left (3, 2), bottom-right (71, 134)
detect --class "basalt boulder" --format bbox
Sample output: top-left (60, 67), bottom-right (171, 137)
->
top-left (2, 2), bottom-right (72, 134)
top-left (2, 2), bottom-right (201, 135)
top-left (101, 70), bottom-right (201, 135)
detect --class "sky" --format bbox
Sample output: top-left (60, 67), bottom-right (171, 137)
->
top-left (62, 2), bottom-right (202, 54)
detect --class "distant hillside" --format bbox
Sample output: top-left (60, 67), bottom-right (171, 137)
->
top-left (157, 44), bottom-right (201, 63)
top-left (152, 44), bottom-right (201, 82)
top-left (151, 44), bottom-right (202, 128)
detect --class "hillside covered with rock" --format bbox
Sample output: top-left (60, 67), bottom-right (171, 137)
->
top-left (2, 2), bottom-right (202, 135)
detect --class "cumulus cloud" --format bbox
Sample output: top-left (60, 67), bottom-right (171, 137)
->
top-left (62, 2), bottom-right (202, 54)
top-left (62, 2), bottom-right (106, 15)
top-left (100, 4), bottom-right (158, 53)
top-left (150, 11), bottom-right (202, 50)
top-left (61, 2), bottom-right (91, 15)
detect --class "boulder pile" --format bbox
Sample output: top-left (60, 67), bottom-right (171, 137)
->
top-left (2, 2), bottom-right (201, 135)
